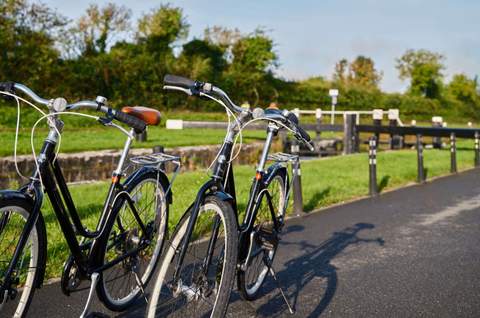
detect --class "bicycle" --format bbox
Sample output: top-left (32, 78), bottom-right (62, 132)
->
top-left (0, 82), bottom-right (176, 317)
top-left (146, 75), bottom-right (312, 317)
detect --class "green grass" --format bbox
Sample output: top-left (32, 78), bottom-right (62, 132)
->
top-left (36, 142), bottom-right (477, 279)
top-left (0, 127), bottom-right (268, 156)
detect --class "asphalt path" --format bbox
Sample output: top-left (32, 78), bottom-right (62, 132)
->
top-left (25, 168), bottom-right (480, 317)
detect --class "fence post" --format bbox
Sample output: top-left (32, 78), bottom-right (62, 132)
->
top-left (291, 141), bottom-right (304, 216)
top-left (388, 109), bottom-right (402, 149)
top-left (450, 133), bottom-right (457, 173)
top-left (343, 114), bottom-right (357, 154)
top-left (372, 109), bottom-right (383, 144)
top-left (416, 134), bottom-right (426, 183)
top-left (432, 116), bottom-right (443, 149)
top-left (315, 108), bottom-right (322, 141)
top-left (475, 131), bottom-right (480, 167)
top-left (369, 136), bottom-right (378, 196)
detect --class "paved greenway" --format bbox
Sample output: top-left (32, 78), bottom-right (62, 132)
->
top-left (28, 168), bottom-right (480, 317)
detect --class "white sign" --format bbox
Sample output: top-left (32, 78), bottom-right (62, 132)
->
top-left (328, 89), bottom-right (339, 97)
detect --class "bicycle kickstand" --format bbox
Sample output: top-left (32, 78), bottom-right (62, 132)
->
top-left (133, 266), bottom-right (148, 303)
top-left (79, 272), bottom-right (100, 318)
top-left (268, 263), bottom-right (295, 314)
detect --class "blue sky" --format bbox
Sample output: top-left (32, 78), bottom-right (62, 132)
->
top-left (44, 0), bottom-right (480, 92)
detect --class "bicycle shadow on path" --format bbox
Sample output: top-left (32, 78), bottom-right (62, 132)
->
top-left (228, 222), bottom-right (385, 317)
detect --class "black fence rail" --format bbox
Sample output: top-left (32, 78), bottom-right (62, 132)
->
top-left (358, 124), bottom-right (480, 196)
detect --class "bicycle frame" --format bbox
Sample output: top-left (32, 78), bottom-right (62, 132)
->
top-left (1, 117), bottom-right (150, 295)
top-left (172, 119), bottom-right (286, 281)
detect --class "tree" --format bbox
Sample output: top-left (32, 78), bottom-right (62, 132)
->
top-left (446, 74), bottom-right (479, 106)
top-left (227, 29), bottom-right (278, 105)
top-left (0, 0), bottom-right (67, 93)
top-left (348, 55), bottom-right (382, 88)
top-left (65, 3), bottom-right (131, 56)
top-left (174, 39), bottom-right (226, 81)
top-left (137, 4), bottom-right (189, 47)
top-left (396, 49), bottom-right (445, 98)
top-left (333, 58), bottom-right (348, 83)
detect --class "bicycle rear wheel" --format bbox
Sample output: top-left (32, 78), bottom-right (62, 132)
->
top-left (0, 198), bottom-right (46, 318)
top-left (146, 195), bottom-right (237, 318)
top-left (97, 172), bottom-right (168, 311)
top-left (238, 170), bottom-right (287, 300)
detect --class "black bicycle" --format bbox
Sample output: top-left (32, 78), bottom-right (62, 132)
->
top-left (146, 75), bottom-right (312, 317)
top-left (0, 83), bottom-right (175, 317)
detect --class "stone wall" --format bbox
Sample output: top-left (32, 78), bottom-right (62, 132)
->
top-left (0, 142), bottom-right (279, 187)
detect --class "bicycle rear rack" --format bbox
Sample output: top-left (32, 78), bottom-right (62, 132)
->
top-left (128, 152), bottom-right (181, 199)
top-left (268, 152), bottom-right (299, 163)
top-left (130, 153), bottom-right (181, 166)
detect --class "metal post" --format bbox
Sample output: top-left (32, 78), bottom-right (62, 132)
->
top-left (475, 131), bottom-right (480, 167)
top-left (291, 141), bottom-right (303, 216)
top-left (450, 133), bottom-right (457, 173)
top-left (416, 134), bottom-right (425, 183)
top-left (369, 136), bottom-right (378, 196)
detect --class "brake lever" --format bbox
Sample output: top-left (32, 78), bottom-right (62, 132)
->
top-left (163, 85), bottom-right (193, 96)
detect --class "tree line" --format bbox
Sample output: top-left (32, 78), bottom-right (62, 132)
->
top-left (1, 0), bottom-right (479, 119)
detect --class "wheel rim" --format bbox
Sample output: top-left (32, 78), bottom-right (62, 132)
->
top-left (245, 174), bottom-right (286, 296)
top-left (147, 203), bottom-right (228, 317)
top-left (0, 206), bottom-right (39, 318)
top-left (102, 178), bottom-right (167, 306)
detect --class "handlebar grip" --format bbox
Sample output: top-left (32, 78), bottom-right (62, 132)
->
top-left (114, 110), bottom-right (146, 133)
top-left (285, 112), bottom-right (299, 125)
top-left (284, 112), bottom-right (311, 142)
top-left (164, 74), bottom-right (197, 89)
top-left (297, 125), bottom-right (311, 142)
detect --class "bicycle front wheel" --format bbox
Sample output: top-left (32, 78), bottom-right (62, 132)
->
top-left (146, 195), bottom-right (238, 318)
top-left (97, 172), bottom-right (168, 311)
top-left (238, 169), bottom-right (287, 300)
top-left (0, 197), bottom-right (46, 318)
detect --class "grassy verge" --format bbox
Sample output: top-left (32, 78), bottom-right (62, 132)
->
top-left (36, 143), bottom-right (477, 279)
top-left (0, 127), bottom-right (269, 156)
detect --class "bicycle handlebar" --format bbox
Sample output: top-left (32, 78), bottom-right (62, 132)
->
top-left (0, 82), bottom-right (146, 133)
top-left (163, 74), bottom-right (244, 114)
top-left (163, 74), bottom-right (313, 150)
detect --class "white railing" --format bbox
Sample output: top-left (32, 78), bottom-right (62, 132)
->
top-left (291, 108), bottom-right (404, 126)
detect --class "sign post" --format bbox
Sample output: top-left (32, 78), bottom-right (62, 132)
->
top-left (328, 89), bottom-right (339, 125)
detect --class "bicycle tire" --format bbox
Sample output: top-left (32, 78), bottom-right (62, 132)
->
top-left (96, 171), bottom-right (169, 311)
top-left (237, 169), bottom-right (287, 300)
top-left (146, 195), bottom-right (238, 318)
top-left (0, 197), bottom-right (47, 318)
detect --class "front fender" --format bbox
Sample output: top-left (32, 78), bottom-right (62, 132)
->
top-left (265, 163), bottom-right (288, 186)
top-left (211, 190), bottom-right (234, 203)
top-left (0, 189), bottom-right (35, 204)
